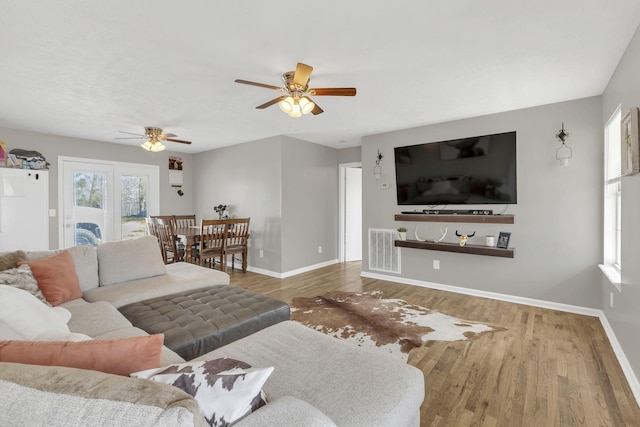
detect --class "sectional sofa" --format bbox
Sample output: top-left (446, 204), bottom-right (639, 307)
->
top-left (0, 236), bottom-right (425, 426)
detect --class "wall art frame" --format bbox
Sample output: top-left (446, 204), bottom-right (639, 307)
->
top-left (621, 107), bottom-right (640, 176)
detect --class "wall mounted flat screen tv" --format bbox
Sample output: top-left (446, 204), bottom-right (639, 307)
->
top-left (394, 131), bottom-right (517, 205)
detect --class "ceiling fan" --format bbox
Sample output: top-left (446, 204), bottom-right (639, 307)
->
top-left (116, 127), bottom-right (192, 152)
top-left (234, 63), bottom-right (356, 117)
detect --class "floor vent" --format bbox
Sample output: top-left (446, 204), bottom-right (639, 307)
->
top-left (368, 228), bottom-right (400, 274)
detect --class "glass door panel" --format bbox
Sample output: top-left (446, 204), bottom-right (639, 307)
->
top-left (120, 174), bottom-right (149, 240)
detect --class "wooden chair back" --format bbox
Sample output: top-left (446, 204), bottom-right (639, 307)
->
top-left (174, 214), bottom-right (196, 229)
top-left (225, 218), bottom-right (250, 248)
top-left (199, 219), bottom-right (228, 270)
top-left (224, 218), bottom-right (250, 272)
top-left (156, 217), bottom-right (183, 263)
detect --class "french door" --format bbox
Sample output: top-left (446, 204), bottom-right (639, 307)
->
top-left (59, 157), bottom-right (159, 248)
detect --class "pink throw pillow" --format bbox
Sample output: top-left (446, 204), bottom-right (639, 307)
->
top-left (0, 334), bottom-right (164, 376)
top-left (18, 250), bottom-right (82, 306)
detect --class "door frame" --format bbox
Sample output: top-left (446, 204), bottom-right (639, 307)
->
top-left (338, 162), bottom-right (362, 262)
top-left (58, 156), bottom-right (160, 248)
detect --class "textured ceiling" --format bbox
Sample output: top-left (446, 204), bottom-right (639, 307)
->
top-left (1, 1), bottom-right (639, 153)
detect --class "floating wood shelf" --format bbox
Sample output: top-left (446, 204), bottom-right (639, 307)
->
top-left (394, 239), bottom-right (515, 258)
top-left (395, 214), bottom-right (515, 224)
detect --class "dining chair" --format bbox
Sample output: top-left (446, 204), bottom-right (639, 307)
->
top-left (145, 217), bottom-right (164, 256)
top-left (173, 214), bottom-right (198, 260)
top-left (155, 217), bottom-right (185, 264)
top-left (195, 219), bottom-right (227, 270)
top-left (173, 214), bottom-right (196, 228)
top-left (224, 218), bottom-right (250, 272)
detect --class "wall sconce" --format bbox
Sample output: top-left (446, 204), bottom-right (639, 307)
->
top-left (374, 150), bottom-right (383, 180)
top-left (555, 122), bottom-right (572, 167)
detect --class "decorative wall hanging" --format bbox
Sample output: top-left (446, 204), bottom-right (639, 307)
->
top-left (621, 107), bottom-right (640, 176)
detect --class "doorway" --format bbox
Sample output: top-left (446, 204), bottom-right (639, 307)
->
top-left (339, 162), bottom-right (362, 262)
top-left (59, 157), bottom-right (159, 248)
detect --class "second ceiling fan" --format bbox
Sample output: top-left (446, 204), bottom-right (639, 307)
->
top-left (235, 63), bottom-right (356, 117)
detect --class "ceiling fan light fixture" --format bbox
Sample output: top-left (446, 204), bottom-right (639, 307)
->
top-left (150, 141), bottom-right (166, 152)
top-left (141, 141), bottom-right (154, 151)
top-left (299, 96), bottom-right (315, 115)
top-left (279, 96), bottom-right (295, 113)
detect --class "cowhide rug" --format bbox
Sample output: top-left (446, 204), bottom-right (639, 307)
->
top-left (291, 290), bottom-right (506, 362)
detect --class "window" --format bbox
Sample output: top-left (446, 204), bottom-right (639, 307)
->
top-left (603, 106), bottom-right (622, 287)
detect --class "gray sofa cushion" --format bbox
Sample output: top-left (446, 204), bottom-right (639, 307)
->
top-left (61, 298), bottom-right (133, 337)
top-left (235, 396), bottom-right (337, 427)
top-left (83, 262), bottom-right (230, 308)
top-left (0, 362), bottom-right (206, 427)
top-left (194, 321), bottom-right (425, 427)
top-left (26, 245), bottom-right (99, 291)
top-left (97, 236), bottom-right (166, 287)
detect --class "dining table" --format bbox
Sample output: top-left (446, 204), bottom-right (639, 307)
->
top-left (175, 226), bottom-right (201, 263)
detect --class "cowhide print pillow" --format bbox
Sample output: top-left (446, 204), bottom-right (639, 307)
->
top-left (0, 264), bottom-right (51, 306)
top-left (131, 358), bottom-right (273, 427)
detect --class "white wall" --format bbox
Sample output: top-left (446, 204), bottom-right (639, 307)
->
top-left (362, 96), bottom-right (603, 308)
top-left (601, 23), bottom-right (640, 383)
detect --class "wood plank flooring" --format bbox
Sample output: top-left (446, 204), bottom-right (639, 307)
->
top-left (226, 262), bottom-right (640, 427)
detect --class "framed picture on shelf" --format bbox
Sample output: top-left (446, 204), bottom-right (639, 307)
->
top-left (497, 232), bottom-right (511, 249)
top-left (621, 107), bottom-right (640, 176)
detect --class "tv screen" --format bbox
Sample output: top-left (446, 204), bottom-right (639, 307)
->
top-left (394, 131), bottom-right (517, 206)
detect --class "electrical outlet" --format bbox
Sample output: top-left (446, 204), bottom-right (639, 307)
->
top-left (259, 250), bottom-right (264, 258)
top-left (433, 260), bottom-right (440, 270)
top-left (318, 246), bottom-right (322, 253)
top-left (610, 292), bottom-right (614, 308)
top-left (381, 182), bottom-right (390, 189)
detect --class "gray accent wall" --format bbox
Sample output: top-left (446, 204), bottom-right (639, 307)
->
top-left (192, 136), bottom-right (283, 273)
top-left (281, 136), bottom-right (338, 272)
top-left (602, 23), bottom-right (640, 383)
top-left (192, 135), bottom-right (339, 274)
top-left (362, 96), bottom-right (603, 309)
top-left (0, 126), bottom-right (194, 249)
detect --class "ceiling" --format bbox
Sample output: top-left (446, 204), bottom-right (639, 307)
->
top-left (1, 1), bottom-right (640, 154)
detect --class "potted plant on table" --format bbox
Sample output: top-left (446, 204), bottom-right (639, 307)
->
top-left (397, 227), bottom-right (407, 241)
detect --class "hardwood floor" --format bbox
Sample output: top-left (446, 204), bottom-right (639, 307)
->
top-left (227, 262), bottom-right (640, 427)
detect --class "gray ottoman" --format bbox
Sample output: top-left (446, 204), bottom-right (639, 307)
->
top-left (118, 285), bottom-right (290, 360)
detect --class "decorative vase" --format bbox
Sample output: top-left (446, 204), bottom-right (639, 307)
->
top-left (398, 232), bottom-right (407, 241)
top-left (485, 235), bottom-right (495, 247)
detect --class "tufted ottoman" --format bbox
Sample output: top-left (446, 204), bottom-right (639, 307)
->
top-left (118, 285), bottom-right (290, 360)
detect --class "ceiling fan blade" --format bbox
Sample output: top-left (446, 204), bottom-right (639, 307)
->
top-left (293, 63), bottom-right (313, 87)
top-left (311, 88), bottom-right (357, 96)
top-left (164, 138), bottom-right (192, 145)
top-left (115, 137), bottom-right (144, 140)
top-left (235, 79), bottom-right (282, 91)
top-left (311, 102), bottom-right (324, 115)
top-left (118, 130), bottom-right (145, 136)
top-left (256, 96), bottom-right (285, 109)
top-left (162, 133), bottom-right (177, 138)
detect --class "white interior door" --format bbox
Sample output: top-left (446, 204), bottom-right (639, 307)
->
top-left (59, 157), bottom-right (159, 248)
top-left (345, 167), bottom-right (362, 261)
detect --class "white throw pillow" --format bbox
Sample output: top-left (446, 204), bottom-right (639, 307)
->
top-left (0, 285), bottom-right (72, 340)
top-left (132, 358), bottom-right (273, 427)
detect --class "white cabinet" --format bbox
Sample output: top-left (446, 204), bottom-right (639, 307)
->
top-left (0, 168), bottom-right (49, 251)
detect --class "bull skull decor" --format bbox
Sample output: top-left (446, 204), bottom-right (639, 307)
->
top-left (455, 230), bottom-right (476, 247)
top-left (415, 225), bottom-right (448, 243)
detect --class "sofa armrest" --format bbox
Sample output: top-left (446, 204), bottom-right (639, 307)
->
top-left (234, 396), bottom-right (337, 427)
top-left (0, 362), bottom-right (206, 427)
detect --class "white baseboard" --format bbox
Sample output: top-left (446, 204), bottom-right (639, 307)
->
top-left (597, 313), bottom-right (640, 405)
top-left (360, 270), bottom-right (640, 406)
top-left (246, 259), bottom-right (339, 279)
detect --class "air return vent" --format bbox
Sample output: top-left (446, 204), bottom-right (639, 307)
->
top-left (368, 228), bottom-right (400, 274)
